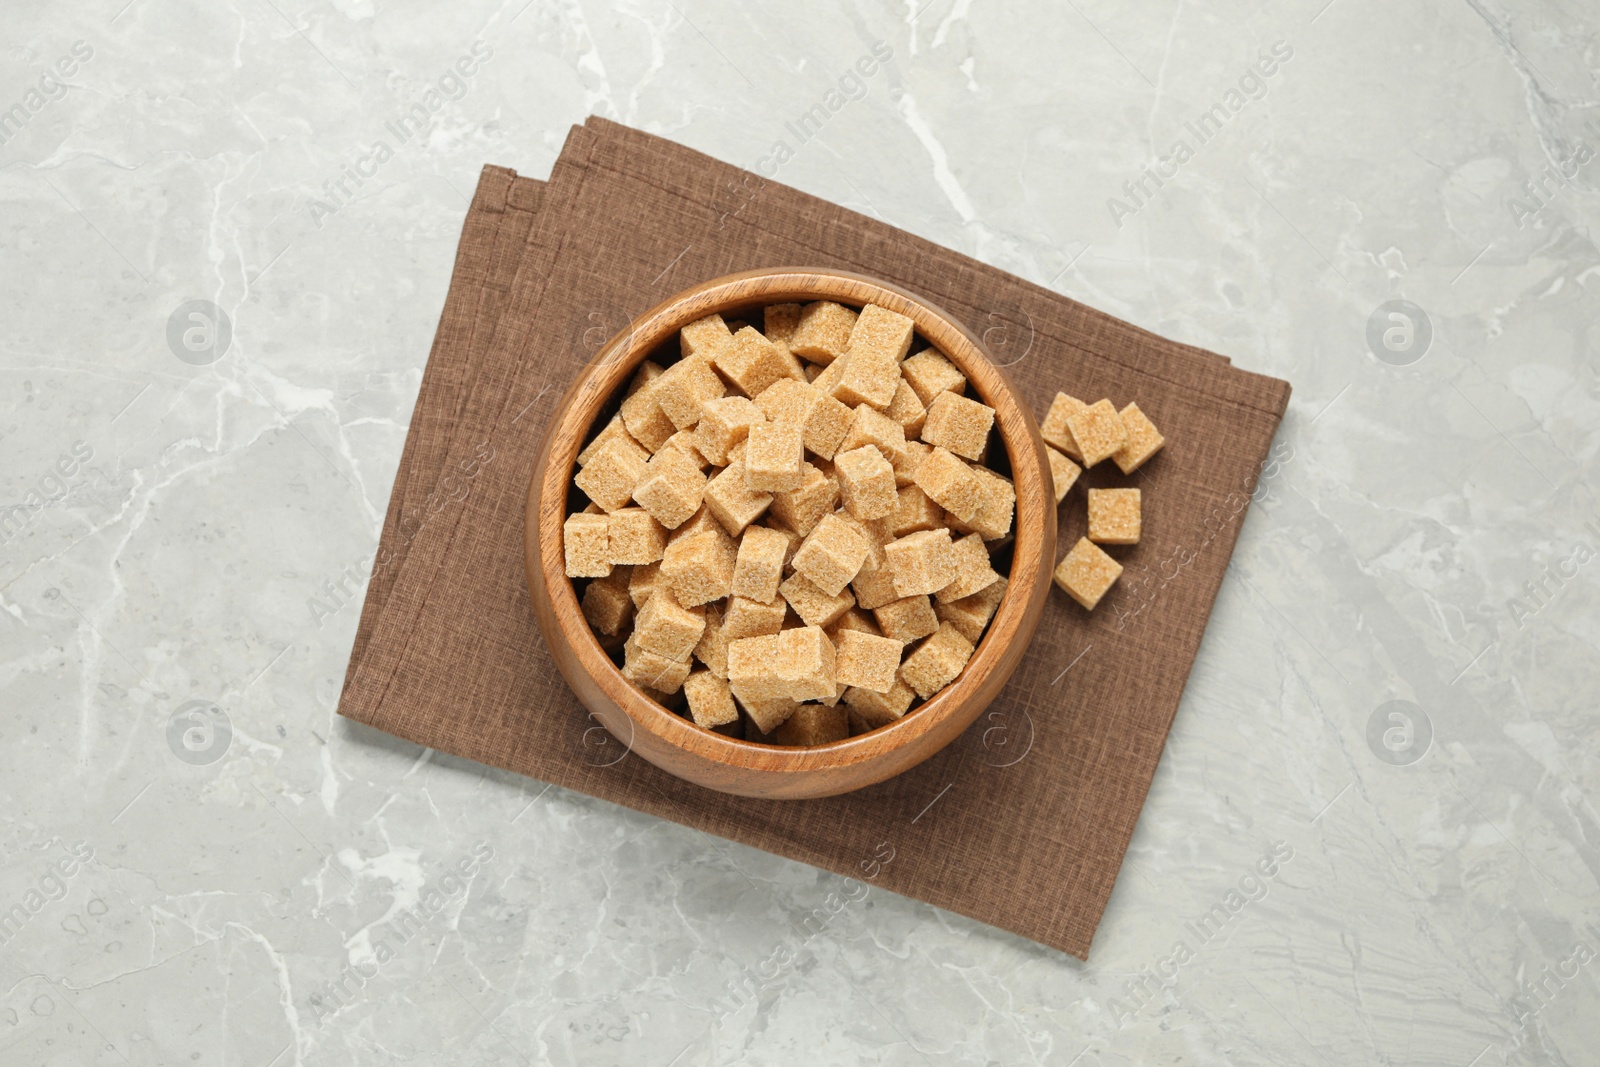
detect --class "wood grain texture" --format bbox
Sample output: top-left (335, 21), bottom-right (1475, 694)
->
top-left (525, 268), bottom-right (1055, 799)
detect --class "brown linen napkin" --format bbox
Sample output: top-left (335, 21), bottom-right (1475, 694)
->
top-left (339, 119), bottom-right (1290, 959)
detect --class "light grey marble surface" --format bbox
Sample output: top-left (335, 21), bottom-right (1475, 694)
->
top-left (2, 1), bottom-right (1597, 1064)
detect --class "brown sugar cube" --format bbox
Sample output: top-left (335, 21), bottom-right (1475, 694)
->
top-left (791, 513), bottom-right (871, 597)
top-left (760, 521), bottom-right (800, 566)
top-left (693, 602), bottom-right (729, 678)
top-left (723, 594), bottom-right (788, 641)
top-left (726, 634), bottom-right (790, 705)
top-left (716, 326), bottom-right (805, 397)
top-left (831, 508), bottom-right (890, 567)
top-left (633, 588), bottom-right (707, 660)
top-left (694, 395), bottom-right (765, 466)
top-left (654, 355), bottom-right (727, 430)
top-left (900, 622), bottom-right (975, 699)
top-left (605, 507), bottom-right (666, 564)
top-left (787, 301), bottom-right (858, 365)
top-left (1065, 399), bottom-right (1128, 468)
top-left (575, 437), bottom-right (649, 513)
top-left (628, 559), bottom-right (663, 608)
top-left (850, 559), bottom-right (901, 612)
top-left (839, 404), bottom-right (909, 472)
top-left (578, 414), bottom-right (644, 467)
top-left (563, 513), bottom-right (612, 578)
top-left (772, 625), bottom-right (837, 702)
top-left (703, 456), bottom-right (773, 536)
top-left (804, 364), bottom-right (824, 383)
top-left (631, 446), bottom-right (707, 530)
top-left (621, 634), bottom-right (692, 693)
top-left (912, 447), bottom-right (983, 525)
top-left (769, 461), bottom-right (839, 537)
top-left (900, 349), bottom-right (967, 406)
top-left (844, 677), bottom-right (916, 730)
top-left (831, 629), bottom-right (902, 693)
top-left (763, 302), bottom-right (802, 346)
top-left (889, 484), bottom-right (943, 538)
top-left (744, 423), bottom-right (805, 492)
top-left (828, 607), bottom-right (883, 639)
top-left (660, 527), bottom-right (736, 608)
top-left (885, 528), bottom-right (957, 597)
top-left (581, 569), bottom-right (634, 636)
top-left (1113, 402), bottom-right (1166, 474)
top-left (1047, 446), bottom-right (1082, 504)
top-left (846, 304), bottom-right (916, 364)
top-left (659, 428), bottom-right (711, 470)
top-left (920, 391), bottom-right (995, 462)
top-left (886, 379), bottom-right (927, 439)
top-left (810, 352), bottom-right (848, 397)
top-left (737, 694), bottom-right (801, 736)
top-left (896, 439), bottom-right (931, 488)
top-left (683, 670), bottom-right (739, 730)
top-left (1087, 487), bottom-right (1142, 545)
top-left (668, 504), bottom-right (721, 545)
top-left (779, 571), bottom-right (856, 629)
top-left (731, 525), bottom-right (790, 604)
top-left (935, 575), bottom-right (1007, 643)
top-left (680, 313), bottom-right (733, 360)
top-left (1054, 536), bottom-right (1123, 610)
top-left (872, 594), bottom-right (939, 644)
top-left (967, 466), bottom-right (1016, 541)
top-left (935, 532), bottom-right (1001, 604)
top-left (626, 359), bottom-right (665, 396)
top-left (775, 705), bottom-right (849, 746)
top-left (755, 378), bottom-right (853, 460)
top-left (1040, 392), bottom-right (1087, 460)
top-left (619, 371), bottom-right (677, 452)
top-left (833, 445), bottom-right (897, 521)
top-left (831, 351), bottom-right (901, 411)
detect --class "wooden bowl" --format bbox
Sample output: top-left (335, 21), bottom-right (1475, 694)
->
top-left (525, 268), bottom-right (1055, 799)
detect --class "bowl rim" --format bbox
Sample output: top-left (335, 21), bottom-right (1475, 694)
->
top-left (526, 266), bottom-right (1052, 781)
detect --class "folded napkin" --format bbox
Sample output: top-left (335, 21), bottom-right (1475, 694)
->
top-left (340, 118), bottom-right (1290, 959)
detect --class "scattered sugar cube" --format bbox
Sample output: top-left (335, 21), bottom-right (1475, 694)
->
top-left (605, 507), bottom-right (666, 564)
top-left (703, 455), bottom-right (773, 536)
top-left (774, 625), bottom-right (837, 702)
top-left (792, 513), bottom-right (872, 596)
top-left (889, 484), bottom-right (943, 538)
top-left (896, 439), bottom-right (932, 488)
top-left (622, 634), bottom-right (692, 693)
top-left (1040, 392), bottom-right (1087, 461)
top-left (563, 513), bottom-right (612, 577)
top-left (619, 371), bottom-right (677, 452)
top-left (653, 355), bottom-right (726, 430)
top-left (716, 326), bottom-right (805, 397)
top-left (872, 595), bottom-right (939, 644)
top-left (779, 571), bottom-right (856, 628)
top-left (921, 391), bottom-right (995, 462)
top-left (680, 313), bottom-right (733, 360)
top-left (846, 304), bottom-right (915, 363)
top-left (788, 301), bottom-right (858, 365)
top-left (693, 602), bottom-right (729, 678)
top-left (633, 587), bottom-right (707, 660)
top-left (754, 378), bottom-right (852, 460)
top-left (628, 559), bottom-right (663, 608)
top-left (900, 349), bottom-right (966, 406)
top-left (1088, 487), bottom-right (1141, 545)
top-left (580, 569), bottom-right (634, 636)
top-left (694, 395), bottom-right (764, 466)
top-left (935, 532), bottom-right (1000, 604)
top-left (967, 466), bottom-right (1016, 541)
top-left (850, 558), bottom-right (901, 611)
top-left (839, 404), bottom-right (909, 474)
top-left (727, 634), bottom-right (792, 706)
top-left (833, 445), bottom-right (897, 521)
top-left (659, 428), bottom-right (711, 469)
top-left (1047, 446), bottom-right (1082, 503)
top-left (886, 379), bottom-right (927, 439)
top-left (769, 461), bottom-right (839, 537)
top-left (737, 693), bottom-right (801, 735)
top-left (1065, 398), bottom-right (1128, 468)
top-left (832, 629), bottom-right (902, 694)
top-left (810, 352), bottom-right (848, 397)
top-left (660, 527), bottom-right (736, 607)
top-left (827, 607), bottom-right (883, 639)
top-left (1113, 402), bottom-right (1165, 474)
top-left (578, 414), bottom-right (642, 467)
top-left (900, 622), bottom-right (975, 699)
top-left (575, 437), bottom-right (649, 512)
top-left (631, 447), bottom-right (707, 530)
top-left (683, 670), bottom-right (739, 729)
top-left (885, 528), bottom-right (957, 597)
top-left (831, 351), bottom-right (901, 411)
top-left (731, 525), bottom-right (790, 603)
top-left (744, 422), bottom-right (805, 492)
top-left (1054, 536), bottom-right (1123, 610)
top-left (723, 595), bottom-right (788, 641)
top-left (626, 359), bottom-right (664, 396)
top-left (912, 447), bottom-right (983, 526)
top-left (776, 705), bottom-right (849, 746)
top-left (668, 505), bottom-right (721, 544)
top-left (935, 575), bottom-right (1007, 643)
top-left (763, 303), bottom-right (802, 346)
top-left (844, 677), bottom-right (916, 730)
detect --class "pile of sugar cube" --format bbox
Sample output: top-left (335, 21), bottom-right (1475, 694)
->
top-left (1038, 392), bottom-right (1165, 611)
top-left (564, 300), bottom-right (1013, 746)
